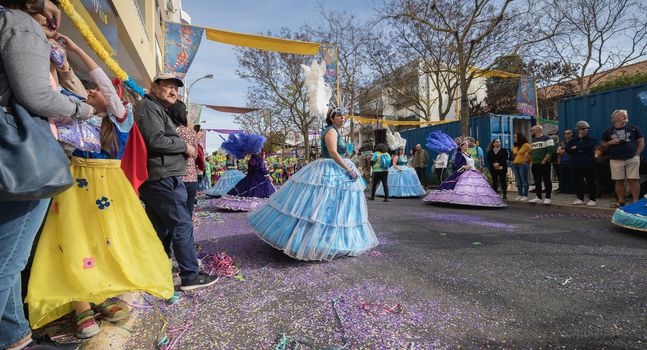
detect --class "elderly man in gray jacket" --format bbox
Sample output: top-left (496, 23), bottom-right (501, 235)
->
top-left (136, 73), bottom-right (216, 292)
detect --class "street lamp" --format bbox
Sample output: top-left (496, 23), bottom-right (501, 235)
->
top-left (185, 73), bottom-right (213, 109)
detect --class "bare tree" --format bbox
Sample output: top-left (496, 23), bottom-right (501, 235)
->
top-left (308, 8), bottom-right (373, 145)
top-left (364, 10), bottom-right (460, 123)
top-left (544, 0), bottom-right (647, 95)
top-left (235, 28), bottom-right (318, 160)
top-left (385, 0), bottom-right (554, 134)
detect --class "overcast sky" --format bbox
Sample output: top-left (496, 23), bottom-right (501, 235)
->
top-left (181, 0), bottom-right (376, 153)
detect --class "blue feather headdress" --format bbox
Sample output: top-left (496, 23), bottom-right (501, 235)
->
top-left (426, 130), bottom-right (457, 153)
top-left (220, 133), bottom-right (267, 159)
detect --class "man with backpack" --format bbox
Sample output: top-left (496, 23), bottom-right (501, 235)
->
top-left (369, 143), bottom-right (392, 202)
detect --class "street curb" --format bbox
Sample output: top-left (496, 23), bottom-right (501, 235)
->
top-left (80, 293), bottom-right (142, 350)
top-left (505, 200), bottom-right (614, 216)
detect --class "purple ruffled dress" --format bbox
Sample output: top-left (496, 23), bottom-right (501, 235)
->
top-left (213, 154), bottom-right (276, 211)
top-left (423, 152), bottom-right (505, 207)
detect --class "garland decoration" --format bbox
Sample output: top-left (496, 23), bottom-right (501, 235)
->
top-left (59, 0), bottom-right (146, 96)
top-left (348, 115), bottom-right (452, 126)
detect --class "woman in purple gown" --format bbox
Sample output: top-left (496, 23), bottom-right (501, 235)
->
top-left (423, 138), bottom-right (505, 207)
top-left (213, 135), bottom-right (276, 211)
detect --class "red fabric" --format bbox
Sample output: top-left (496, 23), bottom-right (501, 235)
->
top-left (196, 144), bottom-right (206, 171)
top-left (120, 123), bottom-right (149, 192)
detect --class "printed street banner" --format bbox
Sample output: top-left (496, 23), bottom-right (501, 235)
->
top-left (516, 76), bottom-right (537, 116)
top-left (187, 103), bottom-right (203, 126)
top-left (163, 22), bottom-right (204, 78)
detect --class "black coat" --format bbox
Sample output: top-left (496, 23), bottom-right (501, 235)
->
top-left (135, 94), bottom-right (188, 181)
top-left (487, 148), bottom-right (509, 172)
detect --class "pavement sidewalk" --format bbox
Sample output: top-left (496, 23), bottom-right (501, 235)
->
top-left (506, 190), bottom-right (616, 215)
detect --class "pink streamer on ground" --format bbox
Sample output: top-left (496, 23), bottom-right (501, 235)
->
top-left (351, 296), bottom-right (403, 317)
top-left (165, 322), bottom-right (192, 350)
top-left (202, 252), bottom-right (239, 277)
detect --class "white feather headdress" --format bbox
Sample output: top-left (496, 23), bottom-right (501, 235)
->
top-left (301, 61), bottom-right (332, 119)
top-left (386, 129), bottom-right (407, 150)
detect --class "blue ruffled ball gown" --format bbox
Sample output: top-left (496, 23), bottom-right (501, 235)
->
top-left (611, 198), bottom-right (647, 232)
top-left (205, 161), bottom-right (245, 198)
top-left (248, 125), bottom-right (378, 261)
top-left (376, 155), bottom-right (426, 197)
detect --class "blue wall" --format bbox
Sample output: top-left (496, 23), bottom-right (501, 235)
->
top-left (400, 114), bottom-right (534, 172)
top-left (559, 83), bottom-right (647, 158)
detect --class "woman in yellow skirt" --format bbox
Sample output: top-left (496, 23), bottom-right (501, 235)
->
top-left (25, 36), bottom-right (173, 339)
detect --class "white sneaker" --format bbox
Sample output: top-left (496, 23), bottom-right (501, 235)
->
top-left (528, 197), bottom-right (541, 203)
top-left (519, 196), bottom-right (528, 201)
top-left (543, 198), bottom-right (552, 205)
top-left (586, 200), bottom-right (597, 206)
top-left (514, 196), bottom-right (522, 201)
top-left (572, 199), bottom-right (584, 205)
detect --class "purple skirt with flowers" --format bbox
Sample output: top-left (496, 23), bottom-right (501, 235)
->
top-left (423, 170), bottom-right (505, 208)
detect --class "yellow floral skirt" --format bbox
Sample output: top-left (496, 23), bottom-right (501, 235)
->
top-left (26, 157), bottom-right (173, 329)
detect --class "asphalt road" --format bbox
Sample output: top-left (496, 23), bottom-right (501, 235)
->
top-left (127, 197), bottom-right (647, 350)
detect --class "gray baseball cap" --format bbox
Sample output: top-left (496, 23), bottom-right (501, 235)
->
top-left (153, 73), bottom-right (184, 87)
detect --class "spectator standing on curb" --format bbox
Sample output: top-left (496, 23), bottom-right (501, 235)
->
top-left (487, 139), bottom-right (509, 199)
top-left (529, 125), bottom-right (554, 205)
top-left (556, 129), bottom-right (575, 194)
top-left (434, 152), bottom-right (449, 184)
top-left (511, 132), bottom-right (532, 201)
top-left (413, 144), bottom-right (429, 188)
top-left (467, 137), bottom-right (484, 172)
top-left (566, 121), bottom-right (597, 206)
top-left (0, 1), bottom-right (95, 349)
top-left (601, 109), bottom-right (645, 208)
top-left (136, 74), bottom-right (217, 291)
top-left (168, 100), bottom-right (200, 217)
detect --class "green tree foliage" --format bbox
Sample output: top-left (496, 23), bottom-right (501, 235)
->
top-left (590, 72), bottom-right (647, 93)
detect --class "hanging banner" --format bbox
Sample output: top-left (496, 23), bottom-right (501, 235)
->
top-left (348, 115), bottom-right (451, 126)
top-left (204, 129), bottom-right (243, 134)
top-left (322, 46), bottom-right (337, 83)
top-left (163, 22), bottom-right (204, 78)
top-left (204, 105), bottom-right (259, 113)
top-left (187, 103), bottom-right (203, 126)
top-left (516, 76), bottom-right (537, 116)
top-left (204, 27), bottom-right (320, 55)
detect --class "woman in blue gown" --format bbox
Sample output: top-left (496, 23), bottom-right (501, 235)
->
top-left (611, 197), bottom-right (647, 232)
top-left (248, 108), bottom-right (379, 261)
top-left (206, 154), bottom-right (245, 198)
top-left (376, 148), bottom-right (426, 197)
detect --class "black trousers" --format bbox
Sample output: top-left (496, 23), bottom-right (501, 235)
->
top-left (558, 163), bottom-right (575, 193)
top-left (139, 177), bottom-right (199, 283)
top-left (371, 171), bottom-right (389, 199)
top-left (531, 163), bottom-right (552, 199)
top-left (415, 167), bottom-right (427, 187)
top-left (490, 168), bottom-right (508, 195)
top-left (184, 181), bottom-right (198, 216)
top-left (571, 165), bottom-right (597, 201)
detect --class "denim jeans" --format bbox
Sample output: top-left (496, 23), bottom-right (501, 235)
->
top-left (0, 199), bottom-right (49, 347)
top-left (511, 163), bottom-right (529, 197)
top-left (139, 177), bottom-right (199, 284)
